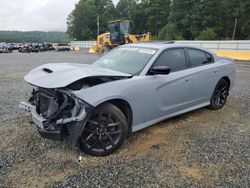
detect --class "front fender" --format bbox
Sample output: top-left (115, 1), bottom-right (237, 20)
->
top-left (73, 77), bottom-right (148, 127)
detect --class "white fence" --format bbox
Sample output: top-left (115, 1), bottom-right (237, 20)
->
top-left (175, 40), bottom-right (250, 52)
top-left (70, 40), bottom-right (250, 52)
top-left (70, 41), bottom-right (96, 48)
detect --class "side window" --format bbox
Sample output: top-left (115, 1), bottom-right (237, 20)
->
top-left (154, 48), bottom-right (186, 72)
top-left (188, 49), bottom-right (208, 67)
top-left (206, 52), bottom-right (214, 63)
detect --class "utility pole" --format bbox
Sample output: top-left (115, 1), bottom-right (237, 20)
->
top-left (97, 15), bottom-right (100, 36)
top-left (232, 17), bottom-right (238, 40)
top-left (155, 8), bottom-right (159, 39)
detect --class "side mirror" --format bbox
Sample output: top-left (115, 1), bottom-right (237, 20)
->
top-left (150, 66), bottom-right (170, 75)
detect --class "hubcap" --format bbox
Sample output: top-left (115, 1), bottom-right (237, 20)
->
top-left (214, 84), bottom-right (228, 107)
top-left (81, 112), bottom-right (122, 152)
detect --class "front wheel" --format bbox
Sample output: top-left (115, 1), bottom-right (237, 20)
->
top-left (79, 103), bottom-right (128, 156)
top-left (209, 79), bottom-right (229, 110)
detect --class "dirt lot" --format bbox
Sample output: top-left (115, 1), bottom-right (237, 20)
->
top-left (0, 51), bottom-right (249, 187)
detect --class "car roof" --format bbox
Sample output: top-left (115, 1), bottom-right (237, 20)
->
top-left (124, 41), bottom-right (214, 54)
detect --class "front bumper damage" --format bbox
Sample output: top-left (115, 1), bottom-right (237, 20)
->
top-left (19, 89), bottom-right (93, 145)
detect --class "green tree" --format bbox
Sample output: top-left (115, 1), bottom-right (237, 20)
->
top-left (115, 0), bottom-right (148, 34)
top-left (67, 0), bottom-right (115, 40)
top-left (128, 2), bottom-right (148, 34)
top-left (94, 0), bottom-right (116, 34)
top-left (198, 28), bottom-right (217, 40)
top-left (142, 0), bottom-right (171, 38)
top-left (238, 0), bottom-right (250, 39)
top-left (116, 0), bottom-right (136, 19)
top-left (66, 0), bottom-right (250, 40)
top-left (116, 0), bottom-right (170, 37)
top-left (167, 0), bottom-right (202, 40)
top-left (218, 0), bottom-right (240, 39)
top-left (158, 23), bottom-right (175, 40)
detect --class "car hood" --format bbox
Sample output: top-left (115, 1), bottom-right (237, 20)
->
top-left (24, 63), bottom-right (131, 88)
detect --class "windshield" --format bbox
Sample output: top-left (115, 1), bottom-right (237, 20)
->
top-left (109, 22), bottom-right (120, 34)
top-left (109, 21), bottom-right (131, 35)
top-left (120, 21), bottom-right (131, 35)
top-left (92, 47), bottom-right (157, 75)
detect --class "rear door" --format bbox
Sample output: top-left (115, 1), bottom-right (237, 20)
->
top-left (144, 48), bottom-right (194, 121)
top-left (186, 48), bottom-right (219, 105)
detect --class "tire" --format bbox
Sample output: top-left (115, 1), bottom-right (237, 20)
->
top-left (209, 79), bottom-right (229, 110)
top-left (79, 103), bottom-right (128, 156)
top-left (98, 46), bottom-right (110, 56)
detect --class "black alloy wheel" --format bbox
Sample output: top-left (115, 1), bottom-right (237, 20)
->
top-left (79, 103), bottom-right (128, 156)
top-left (209, 79), bottom-right (229, 110)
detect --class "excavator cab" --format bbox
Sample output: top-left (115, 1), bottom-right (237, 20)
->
top-left (89, 19), bottom-right (151, 54)
top-left (108, 20), bottom-right (132, 45)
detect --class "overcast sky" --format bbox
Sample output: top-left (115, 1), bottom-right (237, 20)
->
top-left (0, 0), bottom-right (119, 32)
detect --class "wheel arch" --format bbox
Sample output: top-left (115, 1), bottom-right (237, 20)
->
top-left (95, 98), bottom-right (133, 133)
top-left (221, 76), bottom-right (231, 88)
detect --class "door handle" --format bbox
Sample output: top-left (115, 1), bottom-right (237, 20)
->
top-left (185, 78), bottom-right (191, 82)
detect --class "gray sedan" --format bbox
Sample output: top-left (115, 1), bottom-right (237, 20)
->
top-left (20, 42), bottom-right (236, 156)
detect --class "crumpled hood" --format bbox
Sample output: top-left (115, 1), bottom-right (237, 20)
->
top-left (24, 63), bottom-right (130, 88)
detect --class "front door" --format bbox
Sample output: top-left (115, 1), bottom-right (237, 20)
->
top-left (144, 48), bottom-right (193, 122)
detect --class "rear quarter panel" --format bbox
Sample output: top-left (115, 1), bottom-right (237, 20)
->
top-left (215, 57), bottom-right (236, 90)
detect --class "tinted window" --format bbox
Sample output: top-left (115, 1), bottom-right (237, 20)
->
top-left (154, 48), bottom-right (186, 72)
top-left (206, 52), bottom-right (214, 63)
top-left (188, 49), bottom-right (207, 66)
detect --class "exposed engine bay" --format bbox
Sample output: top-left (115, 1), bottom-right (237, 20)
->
top-left (18, 87), bottom-right (91, 144)
top-left (29, 88), bottom-right (79, 122)
top-left (24, 76), bottom-right (126, 122)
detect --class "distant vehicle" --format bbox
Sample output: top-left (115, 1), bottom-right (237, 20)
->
top-left (12, 43), bottom-right (21, 50)
top-left (20, 42), bottom-right (236, 156)
top-left (0, 46), bottom-right (12, 53)
top-left (30, 44), bottom-right (39, 53)
top-left (17, 43), bottom-right (55, 53)
top-left (7, 43), bottom-right (19, 51)
top-left (0, 42), bottom-right (56, 53)
top-left (18, 45), bottom-right (32, 53)
top-left (43, 43), bottom-right (55, 51)
top-left (18, 44), bottom-right (39, 53)
top-left (53, 43), bottom-right (70, 52)
top-left (38, 43), bottom-right (54, 52)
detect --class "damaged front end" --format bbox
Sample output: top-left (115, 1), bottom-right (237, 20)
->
top-left (20, 63), bottom-right (131, 146)
top-left (20, 88), bottom-right (93, 144)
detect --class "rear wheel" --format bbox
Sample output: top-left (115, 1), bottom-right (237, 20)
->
top-left (79, 103), bottom-right (128, 156)
top-left (209, 79), bottom-right (229, 110)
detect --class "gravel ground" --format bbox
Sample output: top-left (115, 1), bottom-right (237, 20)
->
top-left (0, 51), bottom-right (249, 187)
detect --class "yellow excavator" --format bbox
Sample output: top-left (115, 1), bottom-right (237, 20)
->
top-left (89, 20), bottom-right (151, 54)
